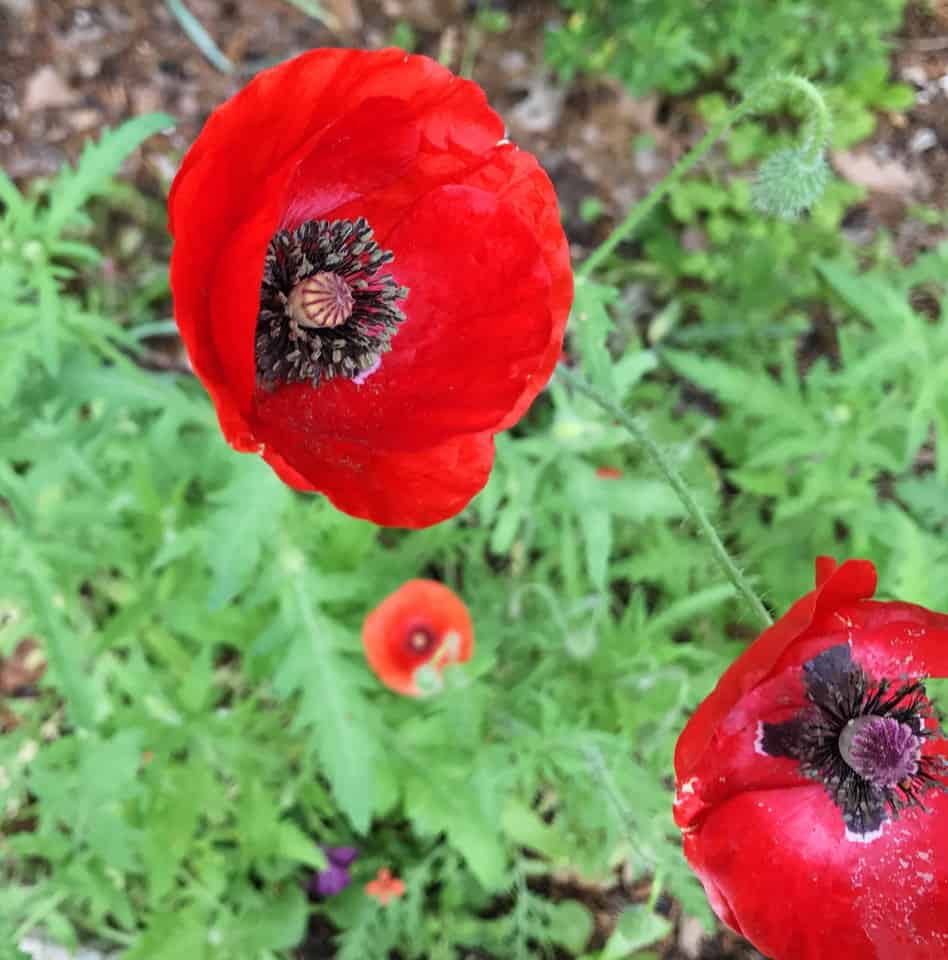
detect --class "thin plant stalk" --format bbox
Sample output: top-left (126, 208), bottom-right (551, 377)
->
top-left (557, 365), bottom-right (773, 629)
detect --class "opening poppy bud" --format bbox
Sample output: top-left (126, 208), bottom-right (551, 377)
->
top-left (288, 271), bottom-right (354, 329)
top-left (838, 714), bottom-right (922, 787)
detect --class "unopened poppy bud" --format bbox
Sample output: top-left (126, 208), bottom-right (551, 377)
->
top-left (288, 272), bottom-right (354, 329)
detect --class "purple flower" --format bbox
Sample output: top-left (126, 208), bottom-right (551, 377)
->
top-left (310, 845), bottom-right (359, 898)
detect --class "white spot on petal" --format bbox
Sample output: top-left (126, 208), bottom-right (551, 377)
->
top-left (846, 823), bottom-right (886, 844)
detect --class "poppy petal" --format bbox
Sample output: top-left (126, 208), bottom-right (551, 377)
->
top-left (685, 785), bottom-right (948, 960)
top-left (261, 421), bottom-right (494, 529)
top-left (250, 181), bottom-right (554, 454)
top-left (674, 558), bottom-right (877, 781)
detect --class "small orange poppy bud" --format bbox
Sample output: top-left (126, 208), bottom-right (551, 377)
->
top-left (365, 867), bottom-right (406, 905)
top-left (362, 579), bottom-right (473, 697)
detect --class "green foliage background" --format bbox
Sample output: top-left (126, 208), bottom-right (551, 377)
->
top-left (1, 3), bottom-right (945, 959)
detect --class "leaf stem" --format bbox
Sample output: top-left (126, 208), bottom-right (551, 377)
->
top-left (557, 365), bottom-right (773, 629)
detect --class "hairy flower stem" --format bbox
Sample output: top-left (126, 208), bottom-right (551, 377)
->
top-left (557, 365), bottom-right (773, 629)
top-left (579, 73), bottom-right (830, 277)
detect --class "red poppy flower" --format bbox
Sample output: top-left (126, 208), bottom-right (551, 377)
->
top-left (595, 466), bottom-right (622, 479)
top-left (168, 47), bottom-right (571, 528)
top-left (674, 557), bottom-right (948, 960)
top-left (362, 579), bottom-right (473, 696)
top-left (365, 867), bottom-right (405, 905)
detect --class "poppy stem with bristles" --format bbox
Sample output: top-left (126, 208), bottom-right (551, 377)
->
top-left (556, 364), bottom-right (773, 630)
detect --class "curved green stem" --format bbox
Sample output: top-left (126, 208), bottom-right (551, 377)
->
top-left (579, 73), bottom-right (831, 277)
top-left (778, 75), bottom-right (832, 160)
top-left (557, 364), bottom-right (773, 629)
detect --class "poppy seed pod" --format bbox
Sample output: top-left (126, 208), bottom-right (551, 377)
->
top-left (168, 48), bottom-right (572, 527)
top-left (674, 558), bottom-right (948, 960)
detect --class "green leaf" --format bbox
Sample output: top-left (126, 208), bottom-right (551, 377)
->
top-left (601, 906), bottom-right (672, 958)
top-left (548, 899), bottom-right (595, 953)
top-left (274, 819), bottom-right (328, 870)
top-left (816, 258), bottom-right (911, 330)
top-left (282, 0), bottom-right (332, 22)
top-left (44, 113), bottom-right (174, 238)
top-left (232, 886), bottom-right (309, 951)
top-left (0, 168), bottom-right (25, 219)
top-left (124, 908), bottom-right (211, 960)
top-left (661, 348), bottom-right (793, 418)
top-left (572, 278), bottom-right (619, 393)
top-left (404, 769), bottom-right (507, 890)
top-left (164, 0), bottom-right (234, 73)
top-left (501, 800), bottom-right (567, 862)
top-left (206, 458), bottom-right (290, 609)
top-left (274, 577), bottom-right (375, 833)
top-left (141, 764), bottom-right (207, 900)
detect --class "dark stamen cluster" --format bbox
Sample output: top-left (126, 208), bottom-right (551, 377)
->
top-left (761, 645), bottom-right (948, 838)
top-left (255, 217), bottom-right (409, 388)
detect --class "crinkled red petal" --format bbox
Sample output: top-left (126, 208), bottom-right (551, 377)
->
top-left (262, 424), bottom-right (495, 529)
top-left (172, 49), bottom-right (502, 437)
top-left (684, 779), bottom-right (948, 960)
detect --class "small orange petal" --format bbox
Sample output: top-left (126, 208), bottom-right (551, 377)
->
top-left (595, 466), bottom-right (622, 479)
top-left (366, 867), bottom-right (406, 905)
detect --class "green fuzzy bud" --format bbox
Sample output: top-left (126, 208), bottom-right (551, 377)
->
top-left (752, 147), bottom-right (829, 221)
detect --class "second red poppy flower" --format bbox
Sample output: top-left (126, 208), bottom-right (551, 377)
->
top-left (169, 47), bottom-right (572, 527)
top-left (675, 558), bottom-right (948, 960)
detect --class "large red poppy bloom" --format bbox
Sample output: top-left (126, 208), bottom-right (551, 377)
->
top-left (362, 579), bottom-right (473, 696)
top-left (168, 48), bottom-right (571, 527)
top-left (674, 558), bottom-right (948, 960)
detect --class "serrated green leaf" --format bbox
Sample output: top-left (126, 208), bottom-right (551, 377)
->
top-left (274, 819), bottom-right (328, 869)
top-left (44, 113), bottom-right (174, 238)
top-left (572, 278), bottom-right (619, 393)
top-left (661, 348), bottom-right (794, 418)
top-left (206, 458), bottom-right (289, 609)
top-left (275, 578), bottom-right (374, 833)
top-left (548, 899), bottom-right (595, 953)
top-left (602, 906), bottom-right (671, 958)
top-left (816, 258), bottom-right (911, 330)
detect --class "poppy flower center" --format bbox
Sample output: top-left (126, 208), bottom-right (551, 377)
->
top-left (255, 217), bottom-right (409, 388)
top-left (404, 625), bottom-right (437, 658)
top-left (759, 645), bottom-right (948, 840)
top-left (838, 715), bottom-right (922, 787)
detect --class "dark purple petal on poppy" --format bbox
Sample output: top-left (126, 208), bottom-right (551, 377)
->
top-left (314, 865), bottom-right (352, 897)
top-left (326, 845), bottom-right (359, 868)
